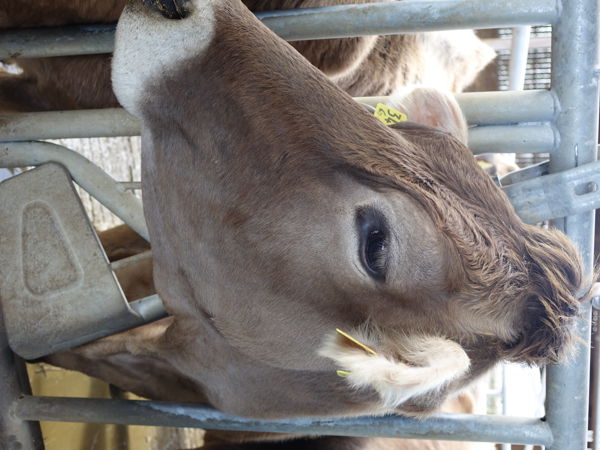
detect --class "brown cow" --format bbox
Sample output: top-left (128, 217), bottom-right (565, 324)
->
top-left (45, 0), bottom-right (587, 426)
top-left (88, 86), bottom-right (492, 449)
top-left (0, 0), bottom-right (494, 111)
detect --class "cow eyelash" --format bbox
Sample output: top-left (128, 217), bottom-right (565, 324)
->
top-left (356, 206), bottom-right (389, 282)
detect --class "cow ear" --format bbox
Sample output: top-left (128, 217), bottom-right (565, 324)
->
top-left (388, 85), bottom-right (468, 144)
top-left (318, 326), bottom-right (470, 411)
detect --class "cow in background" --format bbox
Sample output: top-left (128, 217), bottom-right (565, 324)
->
top-left (0, 0), bottom-right (494, 111)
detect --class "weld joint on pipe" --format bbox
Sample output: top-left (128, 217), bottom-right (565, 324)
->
top-left (551, 123), bottom-right (561, 154)
top-left (548, 89), bottom-right (561, 153)
top-left (549, 89), bottom-right (562, 122)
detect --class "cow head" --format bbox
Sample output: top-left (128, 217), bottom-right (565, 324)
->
top-left (110, 0), bottom-right (586, 417)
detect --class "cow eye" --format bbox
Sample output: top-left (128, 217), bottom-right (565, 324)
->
top-left (357, 207), bottom-right (389, 281)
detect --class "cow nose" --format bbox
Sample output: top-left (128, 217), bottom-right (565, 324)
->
top-left (142, 0), bottom-right (188, 19)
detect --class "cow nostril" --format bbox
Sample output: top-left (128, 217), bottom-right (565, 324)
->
top-left (143, 0), bottom-right (189, 19)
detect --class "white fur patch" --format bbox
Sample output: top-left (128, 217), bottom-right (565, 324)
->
top-left (112, 0), bottom-right (219, 116)
top-left (319, 329), bottom-right (470, 410)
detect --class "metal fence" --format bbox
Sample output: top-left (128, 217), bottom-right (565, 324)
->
top-left (1, 1), bottom-right (599, 449)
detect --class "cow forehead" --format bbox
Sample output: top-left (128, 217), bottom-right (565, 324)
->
top-left (112, 0), bottom-right (219, 116)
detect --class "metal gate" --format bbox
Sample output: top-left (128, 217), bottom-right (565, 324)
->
top-left (1, 1), bottom-right (599, 449)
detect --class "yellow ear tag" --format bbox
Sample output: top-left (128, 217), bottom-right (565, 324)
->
top-left (477, 160), bottom-right (494, 170)
top-left (374, 103), bottom-right (408, 126)
top-left (335, 328), bottom-right (378, 355)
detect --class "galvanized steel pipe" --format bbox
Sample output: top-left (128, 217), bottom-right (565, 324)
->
top-left (545, 0), bottom-right (600, 449)
top-left (0, 108), bottom-right (140, 140)
top-left (0, 24), bottom-right (115, 59)
top-left (508, 26), bottom-right (533, 91)
top-left (468, 124), bottom-right (556, 154)
top-left (457, 90), bottom-right (557, 125)
top-left (0, 310), bottom-right (44, 449)
top-left (13, 396), bottom-right (554, 446)
top-left (356, 90), bottom-right (559, 125)
top-left (0, 0), bottom-right (561, 59)
top-left (256, 0), bottom-right (560, 39)
top-left (0, 91), bottom-right (558, 143)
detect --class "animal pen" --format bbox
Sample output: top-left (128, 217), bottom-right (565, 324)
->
top-left (0, 0), bottom-right (599, 448)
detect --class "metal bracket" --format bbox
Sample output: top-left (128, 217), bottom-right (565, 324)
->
top-left (502, 160), bottom-right (600, 224)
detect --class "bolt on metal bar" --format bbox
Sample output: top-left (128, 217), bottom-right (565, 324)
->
top-left (0, 0), bottom-right (560, 59)
top-left (545, 0), bottom-right (600, 448)
top-left (13, 396), bottom-right (554, 446)
top-left (0, 141), bottom-right (149, 240)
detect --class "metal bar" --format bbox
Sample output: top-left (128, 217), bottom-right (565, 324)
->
top-left (0, 307), bottom-right (44, 449)
top-left (500, 160), bottom-right (549, 186)
top-left (592, 310), bottom-right (600, 450)
top-left (501, 365), bottom-right (510, 450)
top-left (117, 181), bottom-right (142, 191)
top-left (504, 25), bottom-right (533, 176)
top-left (110, 250), bottom-right (152, 272)
top-left (0, 141), bottom-right (149, 240)
top-left (128, 295), bottom-right (168, 323)
top-left (508, 26), bottom-right (533, 90)
top-left (468, 124), bottom-right (556, 155)
top-left (484, 36), bottom-right (550, 52)
top-left (0, 112), bottom-right (556, 155)
top-left (545, 0), bottom-right (600, 448)
top-left (502, 160), bottom-right (600, 224)
top-left (0, 24), bottom-right (115, 59)
top-left (356, 90), bottom-right (559, 125)
top-left (0, 0), bottom-right (560, 59)
top-left (458, 90), bottom-right (556, 125)
top-left (255, 0), bottom-right (560, 39)
top-left (0, 91), bottom-right (558, 143)
top-left (14, 396), bottom-right (553, 446)
top-left (0, 108), bottom-right (140, 140)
